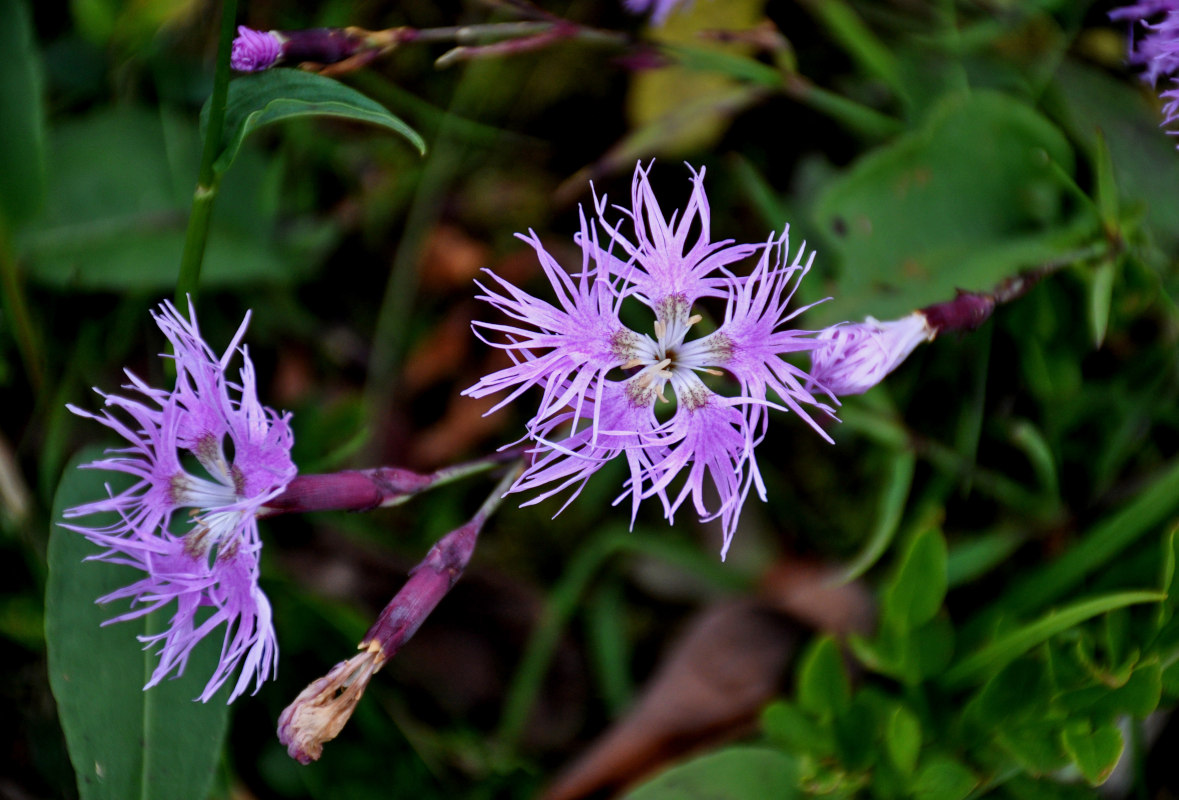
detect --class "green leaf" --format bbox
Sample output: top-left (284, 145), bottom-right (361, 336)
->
top-left (1088, 258), bottom-right (1116, 349)
top-left (812, 90), bottom-right (1082, 325)
top-left (1060, 720), bottom-right (1123, 786)
top-left (46, 447), bottom-right (231, 800)
top-left (912, 756), bottom-right (976, 800)
top-left (967, 656), bottom-right (1051, 730)
top-left (797, 636), bottom-right (851, 717)
top-left (1052, 60), bottom-right (1179, 251)
top-left (945, 528), bottom-right (1024, 589)
top-left (623, 747), bottom-right (801, 800)
top-left (882, 528), bottom-right (947, 632)
top-left (211, 70), bottom-right (426, 176)
top-left (885, 705), bottom-right (921, 778)
top-left (996, 456), bottom-right (1179, 617)
top-left (0, 0), bottom-right (46, 224)
top-left (762, 701), bottom-right (832, 757)
top-left (837, 448), bottom-right (916, 583)
top-left (18, 106), bottom-right (334, 290)
top-left (1092, 129), bottom-right (1119, 232)
top-left (942, 590), bottom-right (1164, 689)
top-left (997, 722), bottom-right (1070, 776)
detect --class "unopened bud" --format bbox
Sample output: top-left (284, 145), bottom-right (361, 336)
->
top-left (809, 313), bottom-right (934, 397)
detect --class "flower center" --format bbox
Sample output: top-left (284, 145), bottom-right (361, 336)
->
top-left (621, 294), bottom-right (722, 408)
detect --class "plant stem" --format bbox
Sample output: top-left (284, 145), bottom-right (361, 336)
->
top-left (175, 0), bottom-right (238, 304)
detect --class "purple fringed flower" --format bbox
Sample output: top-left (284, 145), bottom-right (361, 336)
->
top-left (62, 298), bottom-right (295, 702)
top-left (231, 25), bottom-right (284, 72)
top-left (623, 0), bottom-right (692, 25)
top-left (1111, 2), bottom-right (1179, 139)
top-left (808, 313), bottom-right (933, 397)
top-left (464, 162), bottom-right (834, 558)
top-left (1111, 2), bottom-right (1179, 85)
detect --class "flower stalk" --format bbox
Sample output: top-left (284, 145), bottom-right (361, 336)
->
top-left (277, 461), bottom-right (523, 763)
top-left (176, 0), bottom-right (238, 303)
top-left (259, 446), bottom-right (526, 516)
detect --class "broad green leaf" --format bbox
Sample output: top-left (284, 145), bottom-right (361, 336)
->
top-left (882, 528), bottom-right (947, 632)
top-left (623, 747), bottom-right (801, 800)
top-left (942, 590), bottom-right (1163, 689)
top-left (1060, 720), bottom-right (1123, 786)
top-left (811, 90), bottom-right (1083, 325)
top-left (0, 0), bottom-right (46, 224)
top-left (46, 447), bottom-right (230, 800)
top-left (885, 705), bottom-right (921, 778)
top-left (17, 106), bottom-right (333, 289)
top-left (797, 636), bottom-right (851, 718)
top-left (912, 756), bottom-right (976, 800)
top-left (210, 70), bottom-right (425, 176)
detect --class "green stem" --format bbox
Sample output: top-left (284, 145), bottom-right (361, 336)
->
top-left (175, 0), bottom-right (238, 304)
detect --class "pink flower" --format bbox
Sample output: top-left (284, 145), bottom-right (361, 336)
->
top-left (62, 299), bottom-right (295, 702)
top-left (465, 163), bottom-right (834, 558)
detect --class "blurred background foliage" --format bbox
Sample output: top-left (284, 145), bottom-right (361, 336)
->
top-left (4, 0), bottom-right (1179, 797)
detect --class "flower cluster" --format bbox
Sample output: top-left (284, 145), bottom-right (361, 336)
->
top-left (1111, 1), bottom-right (1179, 138)
top-left (62, 299), bottom-right (295, 702)
top-left (464, 162), bottom-right (835, 557)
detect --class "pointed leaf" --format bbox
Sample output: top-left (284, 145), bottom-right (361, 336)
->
top-left (942, 590), bottom-right (1163, 689)
top-left (210, 70), bottom-right (425, 176)
top-left (46, 447), bottom-right (231, 800)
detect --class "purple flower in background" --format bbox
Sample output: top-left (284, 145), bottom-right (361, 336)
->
top-left (808, 313), bottom-right (933, 397)
top-left (465, 163), bottom-right (834, 557)
top-left (623, 0), bottom-right (692, 25)
top-left (62, 299), bottom-right (295, 702)
top-left (1111, 2), bottom-right (1179, 138)
top-left (231, 26), bottom-right (284, 72)
top-left (1111, 2), bottom-right (1179, 84)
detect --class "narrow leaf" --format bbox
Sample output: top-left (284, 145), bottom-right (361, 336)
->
top-left (997, 457), bottom-right (1179, 617)
top-left (838, 448), bottom-right (916, 583)
top-left (210, 70), bottom-right (426, 176)
top-left (942, 590), bottom-right (1163, 689)
top-left (46, 447), bottom-right (230, 800)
